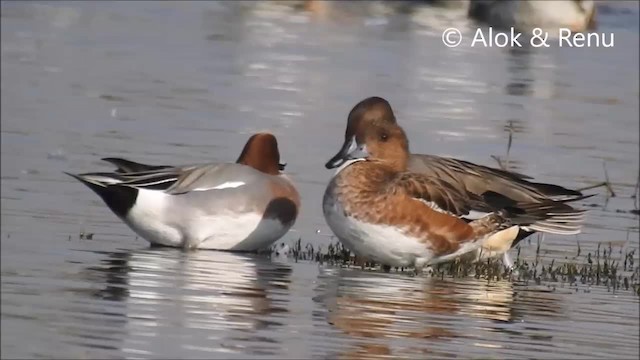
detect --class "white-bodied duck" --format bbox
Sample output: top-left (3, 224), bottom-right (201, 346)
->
top-left (66, 133), bottom-right (300, 251)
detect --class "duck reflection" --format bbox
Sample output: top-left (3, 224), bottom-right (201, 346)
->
top-left (504, 44), bottom-right (559, 101)
top-left (503, 44), bottom-right (568, 148)
top-left (505, 46), bottom-right (536, 97)
top-left (82, 249), bottom-right (292, 357)
top-left (315, 269), bottom-right (565, 358)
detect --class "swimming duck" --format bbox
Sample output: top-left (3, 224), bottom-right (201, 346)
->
top-left (468, 0), bottom-right (597, 33)
top-left (323, 97), bottom-right (589, 271)
top-left (66, 133), bottom-right (300, 251)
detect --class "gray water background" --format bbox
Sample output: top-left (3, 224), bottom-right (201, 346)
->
top-left (2, 1), bottom-right (639, 359)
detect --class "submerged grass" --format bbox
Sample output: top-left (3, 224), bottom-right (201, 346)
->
top-left (270, 238), bottom-right (640, 296)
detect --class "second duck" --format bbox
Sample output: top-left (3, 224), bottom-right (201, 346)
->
top-left (67, 133), bottom-right (300, 251)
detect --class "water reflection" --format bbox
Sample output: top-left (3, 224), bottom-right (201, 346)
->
top-left (76, 249), bottom-right (292, 358)
top-left (505, 46), bottom-right (536, 97)
top-left (314, 268), bottom-right (566, 358)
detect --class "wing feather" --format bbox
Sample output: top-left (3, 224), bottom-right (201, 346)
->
top-left (390, 172), bottom-right (493, 217)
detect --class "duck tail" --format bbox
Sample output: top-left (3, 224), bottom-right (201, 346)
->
top-left (498, 194), bottom-right (592, 236)
top-left (527, 181), bottom-right (584, 200)
top-left (64, 172), bottom-right (138, 218)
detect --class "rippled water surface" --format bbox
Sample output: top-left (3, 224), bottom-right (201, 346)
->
top-left (2, 1), bottom-right (639, 359)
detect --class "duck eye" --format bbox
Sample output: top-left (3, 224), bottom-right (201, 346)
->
top-left (379, 132), bottom-right (389, 142)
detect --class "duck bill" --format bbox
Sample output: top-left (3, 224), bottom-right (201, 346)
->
top-left (325, 136), bottom-right (369, 169)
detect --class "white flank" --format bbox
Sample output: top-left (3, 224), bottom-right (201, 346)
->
top-left (125, 189), bottom-right (182, 247)
top-left (126, 189), bottom-right (289, 250)
top-left (323, 194), bottom-right (432, 267)
top-left (199, 215), bottom-right (286, 251)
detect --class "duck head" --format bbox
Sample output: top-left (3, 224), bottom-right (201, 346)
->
top-left (326, 97), bottom-right (409, 172)
top-left (236, 132), bottom-right (286, 175)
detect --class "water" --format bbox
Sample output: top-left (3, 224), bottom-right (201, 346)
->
top-left (1, 1), bottom-right (639, 358)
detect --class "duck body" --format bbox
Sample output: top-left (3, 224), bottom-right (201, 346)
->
top-left (67, 133), bottom-right (300, 251)
top-left (323, 97), bottom-right (590, 270)
top-left (323, 160), bottom-right (497, 269)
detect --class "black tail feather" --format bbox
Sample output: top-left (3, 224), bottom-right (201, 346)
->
top-left (528, 182), bottom-right (583, 198)
top-left (64, 172), bottom-right (138, 218)
top-left (102, 158), bottom-right (171, 174)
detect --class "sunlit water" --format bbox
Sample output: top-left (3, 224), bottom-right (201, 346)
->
top-left (1, 1), bottom-right (639, 359)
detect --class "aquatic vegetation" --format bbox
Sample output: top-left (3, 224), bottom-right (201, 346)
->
top-left (271, 238), bottom-right (640, 296)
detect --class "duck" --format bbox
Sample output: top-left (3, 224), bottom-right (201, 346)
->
top-left (323, 97), bottom-right (589, 271)
top-left (467, 0), bottom-right (597, 34)
top-left (66, 132), bottom-right (300, 251)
